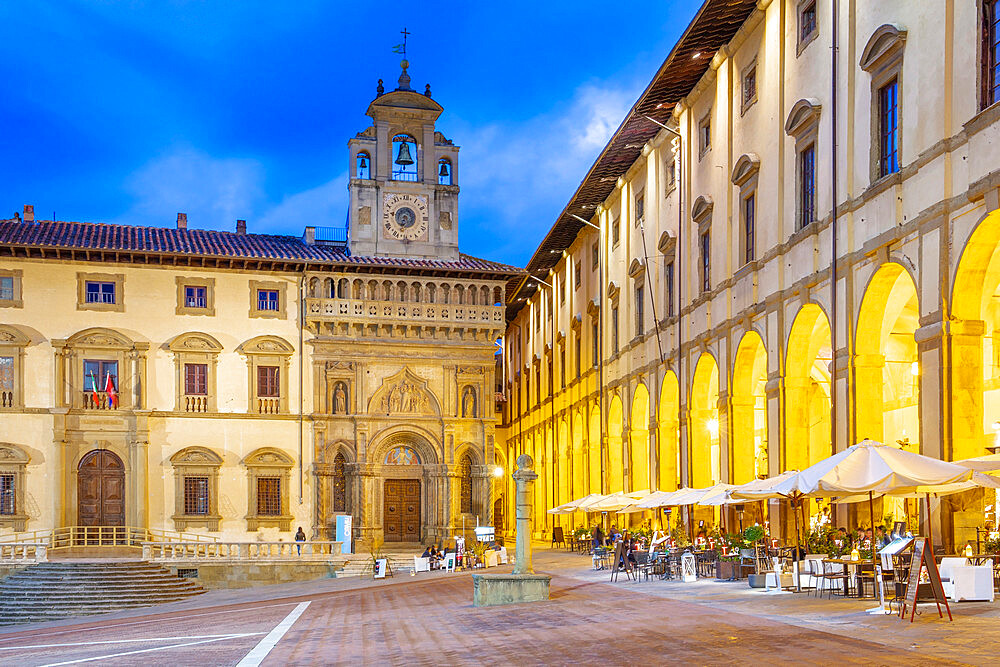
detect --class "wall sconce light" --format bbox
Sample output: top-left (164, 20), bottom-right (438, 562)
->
top-left (910, 361), bottom-right (919, 377)
top-left (707, 418), bottom-right (719, 438)
top-left (493, 466), bottom-right (504, 478)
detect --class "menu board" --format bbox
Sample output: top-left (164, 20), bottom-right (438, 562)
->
top-left (899, 537), bottom-right (951, 622)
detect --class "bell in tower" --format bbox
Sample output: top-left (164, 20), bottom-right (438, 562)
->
top-left (395, 141), bottom-right (414, 166)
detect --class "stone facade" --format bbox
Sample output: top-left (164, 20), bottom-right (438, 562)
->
top-left (499, 0), bottom-right (1000, 551)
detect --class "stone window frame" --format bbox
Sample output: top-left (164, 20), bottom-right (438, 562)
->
top-left (575, 260), bottom-right (582, 289)
top-left (658, 229), bottom-right (677, 318)
top-left (634, 189), bottom-right (645, 228)
top-left (0, 326), bottom-right (29, 410)
top-left (0, 443), bottom-right (30, 531)
top-left (785, 98), bottom-right (823, 230)
top-left (731, 154), bottom-right (761, 267)
top-left (859, 24), bottom-right (907, 186)
top-left (797, 0), bottom-right (819, 56)
top-left (175, 276), bottom-right (216, 317)
top-left (249, 280), bottom-right (288, 319)
top-left (53, 328), bottom-right (148, 410)
top-left (0, 269), bottom-right (23, 309)
top-left (169, 446), bottom-right (223, 531)
top-left (740, 57), bottom-right (758, 116)
top-left (981, 0), bottom-right (1000, 111)
top-left (168, 332), bottom-right (224, 413)
top-left (698, 109), bottom-right (712, 158)
top-left (243, 447), bottom-right (294, 531)
top-left (76, 272), bottom-right (125, 313)
top-left (665, 156), bottom-right (677, 196)
top-left (238, 336), bottom-right (294, 414)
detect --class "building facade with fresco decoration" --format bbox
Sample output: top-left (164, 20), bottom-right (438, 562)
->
top-left (498, 0), bottom-right (1000, 551)
top-left (0, 60), bottom-right (521, 545)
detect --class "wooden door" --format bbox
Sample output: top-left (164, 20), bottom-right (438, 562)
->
top-left (77, 450), bottom-right (125, 526)
top-left (383, 479), bottom-right (420, 542)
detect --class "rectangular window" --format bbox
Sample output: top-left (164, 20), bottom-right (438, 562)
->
top-left (183, 476), bottom-right (210, 515)
top-left (257, 477), bottom-right (282, 516)
top-left (560, 348), bottom-right (566, 389)
top-left (743, 193), bottom-right (756, 265)
top-left (592, 322), bottom-right (599, 367)
top-left (83, 360), bottom-right (117, 392)
top-left (985, 0), bottom-right (1000, 108)
top-left (592, 242), bottom-right (599, 269)
top-left (575, 336), bottom-right (581, 378)
top-left (612, 307), bottom-right (619, 355)
top-left (635, 287), bottom-right (644, 336)
top-left (0, 277), bottom-right (12, 302)
top-left (0, 475), bottom-right (13, 515)
top-left (184, 285), bottom-right (207, 309)
top-left (666, 159), bottom-right (676, 189)
top-left (257, 366), bottom-right (280, 398)
top-left (700, 231), bottom-right (711, 293)
top-left (665, 261), bottom-right (675, 317)
top-left (878, 78), bottom-right (900, 178)
top-left (699, 116), bottom-right (711, 154)
top-left (257, 289), bottom-right (280, 312)
top-left (800, 143), bottom-right (816, 228)
top-left (85, 281), bottom-right (116, 304)
top-left (800, 1), bottom-right (817, 43)
top-left (612, 216), bottom-right (621, 246)
top-left (742, 64), bottom-right (757, 110)
top-left (559, 277), bottom-right (566, 305)
top-left (575, 261), bottom-right (582, 288)
top-left (184, 363), bottom-right (208, 395)
top-left (546, 293), bottom-right (552, 319)
top-left (635, 192), bottom-right (645, 224)
top-left (0, 356), bottom-right (13, 393)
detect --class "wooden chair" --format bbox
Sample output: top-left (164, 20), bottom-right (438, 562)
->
top-left (551, 526), bottom-right (565, 548)
top-left (822, 560), bottom-right (851, 598)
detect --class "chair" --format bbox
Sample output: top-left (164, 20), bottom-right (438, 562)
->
top-left (938, 557), bottom-right (968, 599)
top-left (551, 526), bottom-right (565, 548)
top-left (822, 560), bottom-right (851, 598)
top-left (413, 556), bottom-right (430, 573)
top-left (593, 547), bottom-right (609, 570)
top-left (634, 551), bottom-right (654, 582)
top-left (499, 546), bottom-right (509, 564)
top-left (441, 552), bottom-right (456, 573)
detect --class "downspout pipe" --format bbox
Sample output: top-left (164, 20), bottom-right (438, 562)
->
top-left (830, 0), bottom-right (840, 459)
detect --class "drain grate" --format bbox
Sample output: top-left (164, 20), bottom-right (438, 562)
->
top-left (176, 568), bottom-right (199, 578)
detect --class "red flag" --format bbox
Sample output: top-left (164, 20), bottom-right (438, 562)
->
top-left (104, 372), bottom-right (117, 408)
top-left (88, 371), bottom-right (100, 405)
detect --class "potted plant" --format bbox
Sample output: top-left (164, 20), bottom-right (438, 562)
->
top-left (743, 525), bottom-right (768, 588)
top-left (984, 535), bottom-right (1000, 555)
top-left (715, 532), bottom-right (744, 580)
top-left (468, 539), bottom-right (488, 568)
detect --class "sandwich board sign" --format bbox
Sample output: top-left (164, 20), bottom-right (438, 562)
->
top-left (374, 558), bottom-right (389, 579)
top-left (899, 536), bottom-right (951, 622)
top-left (336, 515), bottom-right (353, 554)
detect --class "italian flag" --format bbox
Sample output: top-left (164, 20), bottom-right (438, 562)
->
top-left (88, 371), bottom-right (100, 404)
top-left (104, 372), bottom-right (117, 408)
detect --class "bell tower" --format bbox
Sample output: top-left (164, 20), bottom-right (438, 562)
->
top-left (347, 59), bottom-right (460, 260)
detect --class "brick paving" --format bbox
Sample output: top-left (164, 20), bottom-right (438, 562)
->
top-left (0, 553), bottom-right (974, 666)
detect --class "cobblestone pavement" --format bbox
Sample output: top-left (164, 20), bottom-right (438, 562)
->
top-left (0, 548), bottom-right (988, 665)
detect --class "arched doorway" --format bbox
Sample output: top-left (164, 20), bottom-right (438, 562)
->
top-left (690, 354), bottom-right (720, 489)
top-left (382, 444), bottom-right (423, 543)
top-left (607, 395), bottom-right (625, 493)
top-left (658, 371), bottom-right (680, 491)
top-left (588, 406), bottom-right (602, 494)
top-left (732, 332), bottom-right (768, 484)
top-left (785, 304), bottom-right (833, 471)
top-left (630, 383), bottom-right (650, 492)
top-left (78, 449), bottom-right (125, 526)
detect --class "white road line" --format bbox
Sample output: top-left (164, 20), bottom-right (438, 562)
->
top-left (39, 635), bottom-right (245, 666)
top-left (0, 633), bottom-right (261, 651)
top-left (236, 601), bottom-right (311, 667)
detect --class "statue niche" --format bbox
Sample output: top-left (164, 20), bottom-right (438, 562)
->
top-left (461, 386), bottom-right (477, 418)
top-left (331, 382), bottom-right (348, 414)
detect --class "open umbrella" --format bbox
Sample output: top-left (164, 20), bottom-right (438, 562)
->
top-left (578, 490), bottom-right (649, 512)
top-left (547, 493), bottom-right (607, 515)
top-left (954, 453), bottom-right (1000, 473)
top-left (696, 483), bottom-right (738, 506)
top-left (635, 488), bottom-right (687, 509)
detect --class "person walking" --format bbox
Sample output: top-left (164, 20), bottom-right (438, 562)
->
top-left (295, 526), bottom-right (307, 555)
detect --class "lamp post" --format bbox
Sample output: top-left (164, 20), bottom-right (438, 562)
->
top-left (570, 213), bottom-right (607, 501)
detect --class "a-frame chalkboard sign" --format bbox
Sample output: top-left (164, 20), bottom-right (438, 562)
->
top-left (610, 540), bottom-right (633, 582)
top-left (899, 537), bottom-right (952, 622)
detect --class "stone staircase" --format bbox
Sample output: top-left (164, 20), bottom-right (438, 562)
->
top-left (0, 561), bottom-right (206, 625)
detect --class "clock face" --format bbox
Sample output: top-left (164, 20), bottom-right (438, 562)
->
top-left (382, 193), bottom-right (429, 241)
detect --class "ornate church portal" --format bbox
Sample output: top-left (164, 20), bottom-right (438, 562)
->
top-left (305, 58), bottom-right (517, 545)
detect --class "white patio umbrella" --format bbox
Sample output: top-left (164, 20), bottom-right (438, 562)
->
top-left (578, 490), bottom-right (649, 512)
top-left (695, 483), bottom-right (738, 506)
top-left (547, 493), bottom-right (606, 515)
top-left (635, 489), bottom-right (686, 509)
top-left (954, 453), bottom-right (1000, 473)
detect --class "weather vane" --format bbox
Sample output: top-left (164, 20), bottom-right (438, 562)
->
top-left (392, 27), bottom-right (410, 59)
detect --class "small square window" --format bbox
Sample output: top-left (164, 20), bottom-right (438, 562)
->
top-left (85, 281), bottom-right (116, 304)
top-left (0, 277), bottom-right (12, 302)
top-left (184, 363), bottom-right (208, 395)
top-left (257, 366), bottom-right (280, 397)
top-left (257, 289), bottom-right (279, 312)
top-left (185, 286), bottom-right (207, 309)
top-left (183, 477), bottom-right (210, 515)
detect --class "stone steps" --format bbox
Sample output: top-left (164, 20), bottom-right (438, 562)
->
top-left (0, 561), bottom-right (205, 626)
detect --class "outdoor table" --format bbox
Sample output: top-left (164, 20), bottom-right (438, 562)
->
top-left (822, 558), bottom-right (876, 599)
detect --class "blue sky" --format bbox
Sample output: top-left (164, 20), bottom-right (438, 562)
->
top-left (0, 1), bottom-right (696, 267)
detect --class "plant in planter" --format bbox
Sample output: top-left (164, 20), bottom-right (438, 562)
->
top-left (467, 539), bottom-right (488, 567)
top-left (743, 525), bottom-right (765, 545)
top-left (984, 536), bottom-right (1000, 555)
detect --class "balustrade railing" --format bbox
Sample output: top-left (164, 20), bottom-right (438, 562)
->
top-left (184, 395), bottom-right (209, 412)
top-left (305, 298), bottom-right (504, 327)
top-left (0, 526), bottom-right (220, 550)
top-left (256, 397), bottom-right (281, 414)
top-left (0, 543), bottom-right (47, 563)
top-left (143, 540), bottom-right (342, 562)
top-left (81, 391), bottom-right (117, 410)
top-left (0, 390), bottom-right (14, 408)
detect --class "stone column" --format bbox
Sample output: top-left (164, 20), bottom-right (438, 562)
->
top-left (513, 454), bottom-right (539, 575)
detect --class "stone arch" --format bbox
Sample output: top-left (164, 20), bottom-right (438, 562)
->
top-left (607, 394), bottom-right (625, 493)
top-left (854, 262), bottom-right (920, 448)
top-left (629, 382), bottom-right (650, 492)
top-left (572, 410), bottom-right (585, 499)
top-left (366, 425), bottom-right (441, 466)
top-left (731, 331), bottom-right (768, 483)
top-left (658, 371), bottom-right (680, 491)
top-left (454, 441), bottom-right (483, 466)
top-left (785, 303), bottom-right (832, 470)
top-left (690, 353), bottom-right (720, 488)
top-left (588, 405), bottom-right (602, 494)
top-left (557, 419), bottom-right (570, 509)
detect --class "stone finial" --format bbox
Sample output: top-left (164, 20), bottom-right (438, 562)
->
top-left (376, 79), bottom-right (384, 96)
top-left (397, 60), bottom-right (412, 91)
top-left (516, 454), bottom-right (534, 471)
top-left (424, 83), bottom-right (432, 97)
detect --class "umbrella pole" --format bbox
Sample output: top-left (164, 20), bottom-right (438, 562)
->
top-left (868, 491), bottom-right (878, 573)
top-left (925, 493), bottom-right (933, 545)
top-left (793, 497), bottom-right (802, 592)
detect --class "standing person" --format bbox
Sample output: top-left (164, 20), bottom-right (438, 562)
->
top-left (593, 525), bottom-right (605, 549)
top-left (294, 526), bottom-right (306, 555)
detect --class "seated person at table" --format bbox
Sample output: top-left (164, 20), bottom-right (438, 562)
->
top-left (593, 526), bottom-right (605, 548)
top-left (875, 525), bottom-right (891, 548)
top-left (421, 545), bottom-right (432, 558)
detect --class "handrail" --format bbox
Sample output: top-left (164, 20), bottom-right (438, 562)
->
top-left (142, 540), bottom-right (343, 562)
top-left (0, 526), bottom-right (220, 549)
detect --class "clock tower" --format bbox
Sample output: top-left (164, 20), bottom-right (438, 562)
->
top-left (347, 60), bottom-right (460, 260)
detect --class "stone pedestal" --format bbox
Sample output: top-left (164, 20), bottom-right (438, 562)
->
top-left (472, 454), bottom-right (550, 606)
